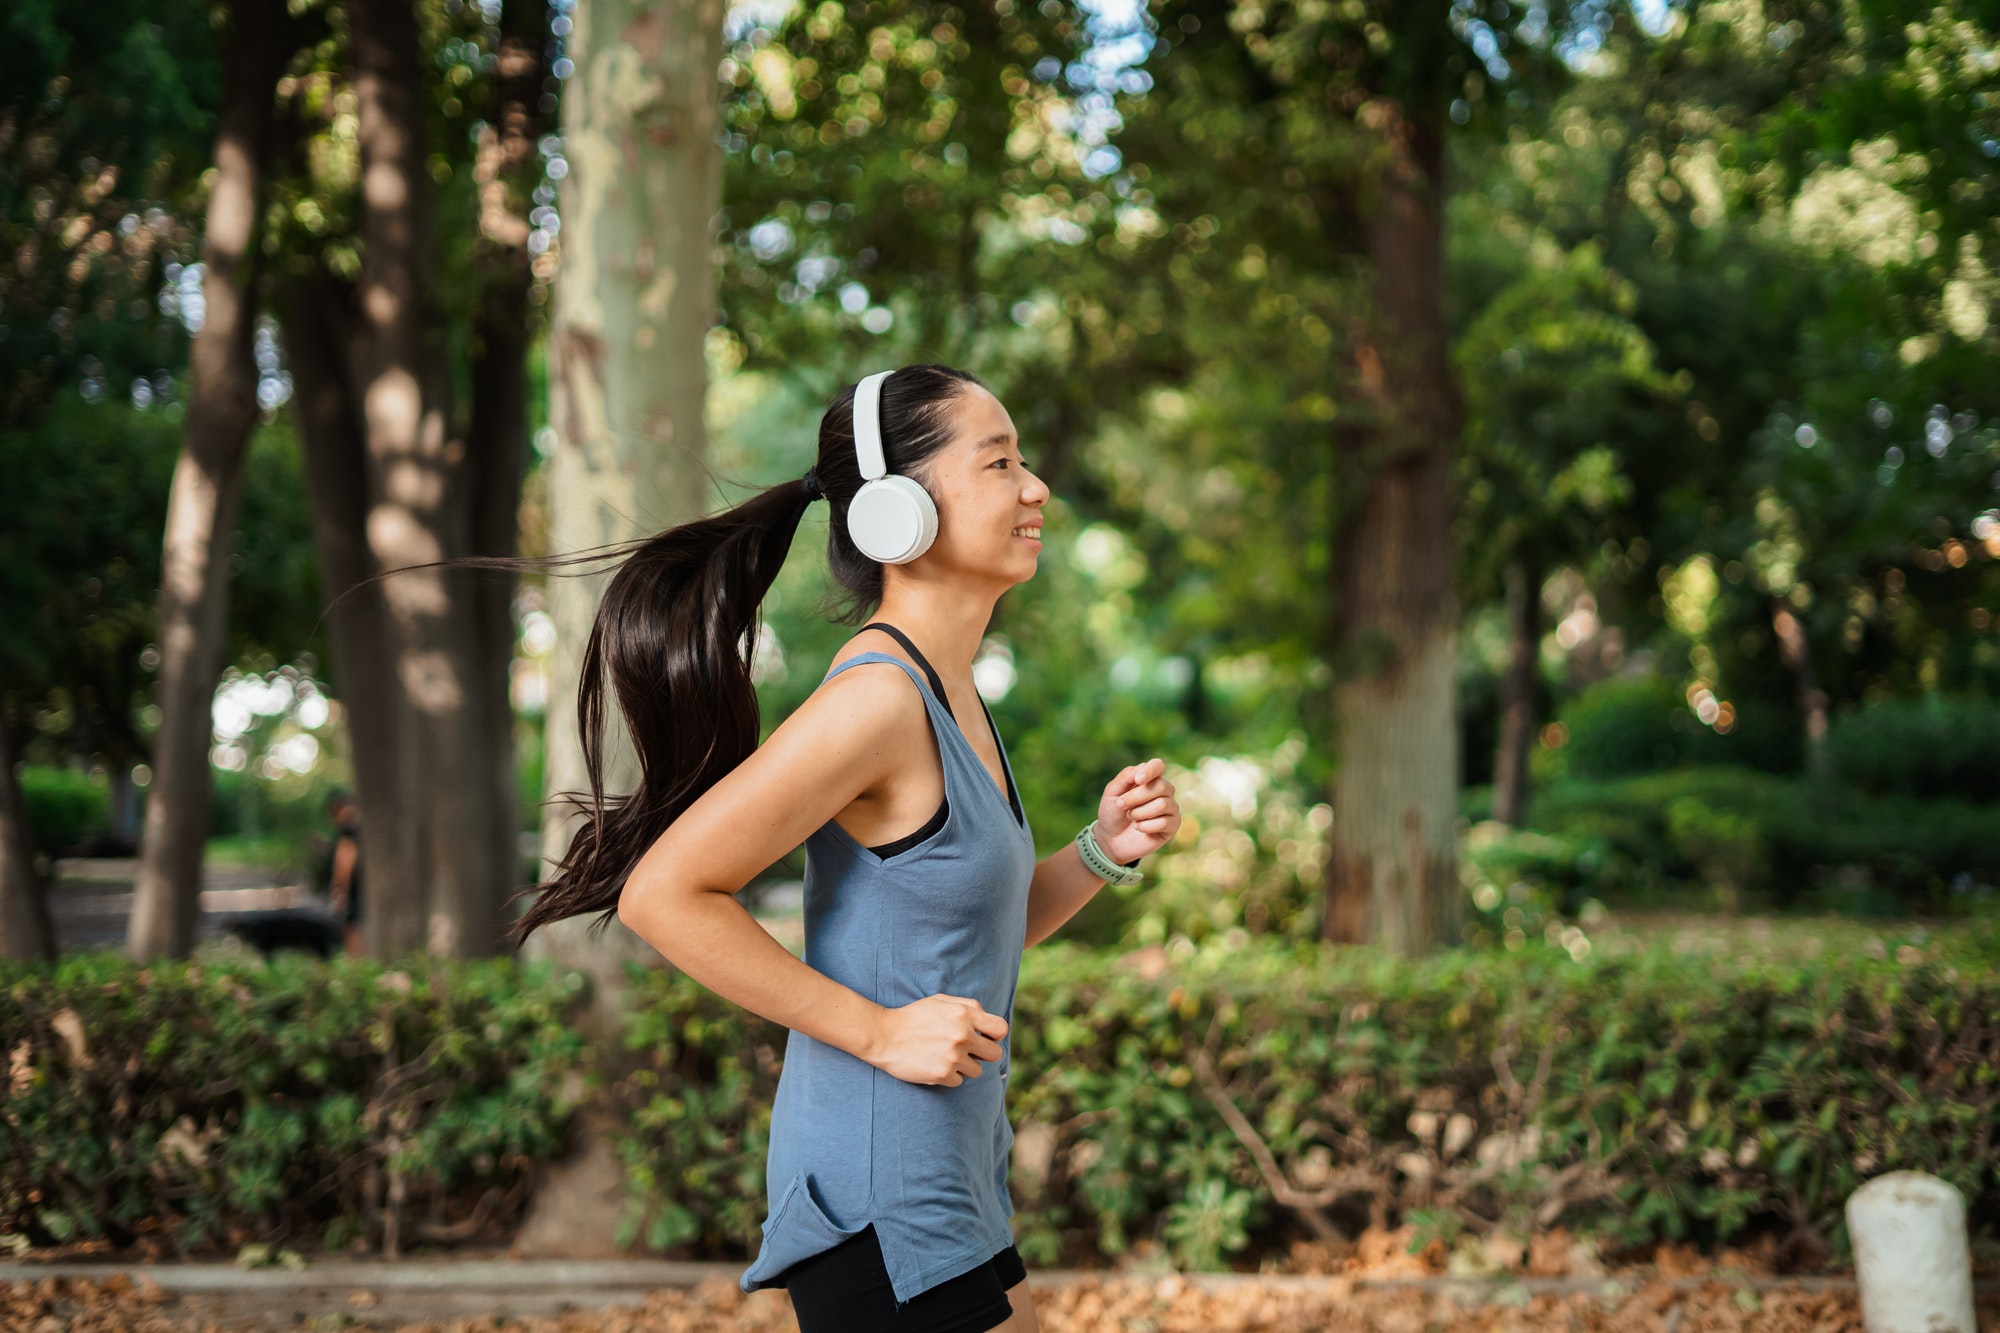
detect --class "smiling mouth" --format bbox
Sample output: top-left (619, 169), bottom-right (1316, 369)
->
top-left (1011, 526), bottom-right (1043, 540)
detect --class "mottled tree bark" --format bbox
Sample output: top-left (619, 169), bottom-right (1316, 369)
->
top-left (349, 0), bottom-right (505, 956)
top-left (1322, 5), bottom-right (1462, 956)
top-left (0, 690), bottom-right (55, 961)
top-left (1492, 559), bottom-right (1543, 827)
top-left (128, 0), bottom-right (296, 959)
top-left (523, 0), bottom-right (724, 1010)
top-left (282, 270), bottom-right (410, 940)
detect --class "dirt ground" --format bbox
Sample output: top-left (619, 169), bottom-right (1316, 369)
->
top-left (10, 1226), bottom-right (1999, 1333)
top-left (13, 1268), bottom-right (2000, 1333)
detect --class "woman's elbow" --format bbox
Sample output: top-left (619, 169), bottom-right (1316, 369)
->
top-left (616, 867), bottom-right (706, 944)
top-left (616, 870), bottom-right (660, 935)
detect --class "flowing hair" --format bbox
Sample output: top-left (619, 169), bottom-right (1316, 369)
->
top-left (503, 363), bottom-right (985, 945)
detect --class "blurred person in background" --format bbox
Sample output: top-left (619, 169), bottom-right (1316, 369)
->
top-left (324, 789), bottom-right (363, 957)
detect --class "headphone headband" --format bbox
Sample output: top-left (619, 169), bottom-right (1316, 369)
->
top-left (852, 370), bottom-right (894, 481)
top-left (844, 367), bottom-right (938, 565)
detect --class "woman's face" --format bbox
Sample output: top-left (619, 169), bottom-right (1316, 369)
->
top-left (916, 384), bottom-right (1049, 586)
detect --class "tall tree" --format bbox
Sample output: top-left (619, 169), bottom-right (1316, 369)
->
top-left (1106, 0), bottom-right (1481, 953)
top-left (347, 0), bottom-right (511, 957)
top-left (464, 0), bottom-right (552, 912)
top-left (1084, 0), bottom-right (1599, 949)
top-left (281, 268), bottom-right (412, 945)
top-left (127, 0), bottom-right (298, 959)
top-left (525, 0), bottom-right (725, 1009)
top-left (0, 668), bottom-right (55, 960)
top-left (265, 0), bottom-right (541, 959)
top-left (1320, 2), bottom-right (1463, 952)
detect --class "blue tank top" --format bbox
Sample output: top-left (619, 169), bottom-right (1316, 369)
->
top-left (737, 644), bottom-right (1037, 1309)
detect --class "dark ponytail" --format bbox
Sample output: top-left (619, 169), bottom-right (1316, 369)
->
top-left (509, 362), bottom-right (985, 943)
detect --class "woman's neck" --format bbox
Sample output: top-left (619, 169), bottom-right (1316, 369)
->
top-left (871, 584), bottom-right (997, 681)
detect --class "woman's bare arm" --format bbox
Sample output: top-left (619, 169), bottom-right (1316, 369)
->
top-left (1023, 842), bottom-right (1107, 948)
top-left (1022, 759), bottom-right (1179, 947)
top-left (615, 663), bottom-right (1007, 1084)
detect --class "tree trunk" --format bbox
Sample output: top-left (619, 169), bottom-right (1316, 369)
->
top-left (523, 0), bottom-right (724, 1006)
top-left (128, 0), bottom-right (294, 960)
top-left (1492, 559), bottom-right (1542, 826)
top-left (282, 270), bottom-right (413, 949)
top-left (1322, 8), bottom-right (1462, 956)
top-left (1771, 599), bottom-right (1830, 780)
top-left (469, 312), bottom-right (526, 909)
top-left (349, 0), bottom-right (508, 957)
top-left (0, 693), bottom-right (56, 961)
top-left (464, 0), bottom-right (549, 920)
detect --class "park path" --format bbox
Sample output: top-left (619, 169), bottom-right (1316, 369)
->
top-left (44, 857), bottom-right (313, 953)
top-left (10, 1261), bottom-right (2000, 1332)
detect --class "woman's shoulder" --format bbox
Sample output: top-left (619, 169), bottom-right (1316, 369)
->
top-left (822, 629), bottom-right (929, 691)
top-left (751, 650), bottom-right (933, 791)
top-left (796, 641), bottom-right (932, 727)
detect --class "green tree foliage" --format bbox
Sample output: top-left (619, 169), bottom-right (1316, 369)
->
top-left (0, 404), bottom-right (315, 774)
top-left (12, 0), bottom-right (2000, 910)
top-left (0, 1), bottom-right (210, 427)
top-left (1455, 241), bottom-right (1666, 599)
top-left (3, 0), bottom-right (545, 855)
top-left (1471, 3), bottom-right (2000, 744)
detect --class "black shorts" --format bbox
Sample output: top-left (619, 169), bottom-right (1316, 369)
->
top-left (781, 1222), bottom-right (1027, 1333)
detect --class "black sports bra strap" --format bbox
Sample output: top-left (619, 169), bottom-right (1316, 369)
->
top-left (978, 694), bottom-right (1026, 823)
top-left (858, 622), bottom-right (953, 721)
top-left (856, 622), bottom-right (1022, 823)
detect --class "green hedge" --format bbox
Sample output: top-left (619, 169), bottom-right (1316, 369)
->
top-left (1541, 676), bottom-right (1803, 783)
top-left (1527, 767), bottom-right (2000, 910)
top-left (19, 768), bottom-right (108, 858)
top-left (8, 934), bottom-right (1999, 1272)
top-left (1543, 679), bottom-right (2000, 802)
top-left (611, 929), bottom-right (2000, 1271)
top-left (0, 954), bottom-right (589, 1255)
top-left (1828, 696), bottom-right (2000, 802)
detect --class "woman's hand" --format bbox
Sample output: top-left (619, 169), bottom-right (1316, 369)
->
top-left (1093, 757), bottom-right (1181, 864)
top-left (869, 994), bottom-right (1009, 1086)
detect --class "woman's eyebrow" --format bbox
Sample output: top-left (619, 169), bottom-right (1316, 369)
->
top-left (979, 432), bottom-right (1017, 450)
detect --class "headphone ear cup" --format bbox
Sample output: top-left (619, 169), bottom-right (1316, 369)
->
top-left (847, 475), bottom-right (938, 564)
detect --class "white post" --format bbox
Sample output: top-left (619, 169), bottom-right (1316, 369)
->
top-left (1847, 1171), bottom-right (1976, 1333)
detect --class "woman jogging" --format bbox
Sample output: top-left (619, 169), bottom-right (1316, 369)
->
top-left (512, 364), bottom-right (1182, 1333)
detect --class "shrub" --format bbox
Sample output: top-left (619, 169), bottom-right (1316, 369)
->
top-left (608, 965), bottom-right (778, 1255)
top-left (611, 927), bottom-right (2000, 1273)
top-left (9, 932), bottom-right (2000, 1274)
top-left (18, 767), bottom-right (109, 858)
top-left (1545, 675), bottom-right (1710, 781)
top-left (1529, 768), bottom-right (1767, 902)
top-left (1827, 696), bottom-right (2000, 802)
top-left (1532, 767), bottom-right (2000, 909)
top-left (1096, 737), bottom-right (1328, 949)
top-left (1458, 821), bottom-right (1600, 932)
top-left (1664, 795), bottom-right (1763, 906)
top-left (0, 953), bottom-right (589, 1255)
top-left (1540, 674), bottom-right (1804, 784)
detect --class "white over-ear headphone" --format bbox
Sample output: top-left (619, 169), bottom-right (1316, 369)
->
top-left (845, 369), bottom-right (939, 565)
